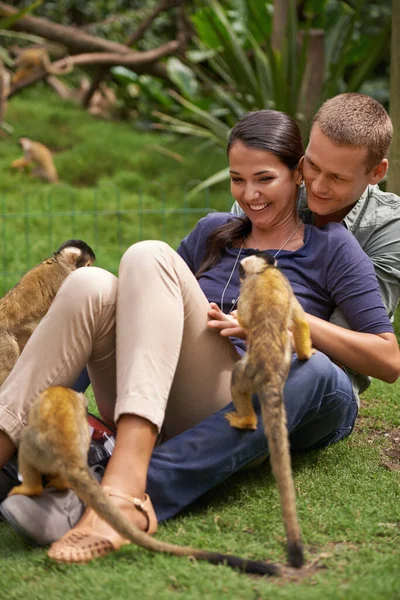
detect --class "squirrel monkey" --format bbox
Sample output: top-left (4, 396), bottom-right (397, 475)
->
top-left (227, 252), bottom-right (314, 569)
top-left (11, 137), bottom-right (59, 183)
top-left (9, 386), bottom-right (279, 576)
top-left (11, 48), bottom-right (73, 85)
top-left (0, 240), bottom-right (95, 387)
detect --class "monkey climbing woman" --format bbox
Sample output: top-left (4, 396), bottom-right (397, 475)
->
top-left (0, 109), bottom-right (399, 562)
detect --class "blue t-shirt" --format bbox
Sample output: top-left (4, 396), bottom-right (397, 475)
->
top-left (177, 212), bottom-right (393, 356)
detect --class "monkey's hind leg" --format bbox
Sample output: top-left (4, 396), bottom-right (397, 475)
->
top-left (291, 299), bottom-right (314, 360)
top-left (0, 330), bottom-right (21, 387)
top-left (10, 158), bottom-right (30, 171)
top-left (8, 446), bottom-right (44, 497)
top-left (226, 359), bottom-right (258, 430)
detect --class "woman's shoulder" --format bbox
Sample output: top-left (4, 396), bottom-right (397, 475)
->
top-left (307, 222), bottom-right (370, 270)
top-left (309, 221), bottom-right (361, 247)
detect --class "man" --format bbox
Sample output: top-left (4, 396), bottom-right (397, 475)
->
top-left (1, 93), bottom-right (399, 546)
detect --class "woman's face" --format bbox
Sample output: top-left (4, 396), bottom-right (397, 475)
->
top-left (229, 141), bottom-right (302, 229)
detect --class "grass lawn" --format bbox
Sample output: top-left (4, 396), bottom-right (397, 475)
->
top-left (0, 88), bottom-right (399, 600)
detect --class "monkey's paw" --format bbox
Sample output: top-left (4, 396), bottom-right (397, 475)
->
top-left (297, 347), bottom-right (317, 360)
top-left (8, 483), bottom-right (44, 497)
top-left (225, 411), bottom-right (257, 430)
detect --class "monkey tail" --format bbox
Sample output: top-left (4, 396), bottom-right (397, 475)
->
top-left (47, 56), bottom-right (73, 76)
top-left (66, 466), bottom-right (279, 576)
top-left (259, 385), bottom-right (304, 569)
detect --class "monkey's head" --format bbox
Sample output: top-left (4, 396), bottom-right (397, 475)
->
top-left (239, 252), bottom-right (277, 281)
top-left (55, 240), bottom-right (96, 269)
top-left (18, 137), bottom-right (32, 151)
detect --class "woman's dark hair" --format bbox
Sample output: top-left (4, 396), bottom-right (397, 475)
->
top-left (196, 110), bottom-right (304, 278)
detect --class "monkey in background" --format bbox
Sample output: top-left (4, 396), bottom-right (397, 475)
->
top-left (11, 137), bottom-right (59, 183)
top-left (0, 240), bottom-right (95, 387)
top-left (11, 48), bottom-right (73, 86)
top-left (226, 252), bottom-right (314, 569)
top-left (9, 385), bottom-right (279, 575)
top-left (77, 76), bottom-right (117, 119)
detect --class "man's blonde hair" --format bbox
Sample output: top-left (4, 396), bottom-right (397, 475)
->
top-left (313, 93), bottom-right (393, 172)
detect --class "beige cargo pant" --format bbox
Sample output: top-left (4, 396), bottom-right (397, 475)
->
top-left (0, 241), bottom-right (239, 445)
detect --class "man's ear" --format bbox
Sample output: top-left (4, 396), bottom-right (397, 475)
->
top-left (296, 156), bottom-right (304, 185)
top-left (368, 159), bottom-right (388, 185)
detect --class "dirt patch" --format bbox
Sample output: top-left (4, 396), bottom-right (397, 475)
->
top-left (381, 428), bottom-right (400, 471)
top-left (254, 543), bottom-right (359, 584)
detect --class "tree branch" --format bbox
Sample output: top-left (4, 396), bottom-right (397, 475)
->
top-left (8, 51), bottom-right (172, 98)
top-left (82, 0), bottom-right (181, 107)
top-left (0, 2), bottom-right (139, 55)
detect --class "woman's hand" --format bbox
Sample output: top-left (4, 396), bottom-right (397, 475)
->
top-left (207, 302), bottom-right (247, 340)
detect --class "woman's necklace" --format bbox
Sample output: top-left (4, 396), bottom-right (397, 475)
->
top-left (220, 220), bottom-right (303, 314)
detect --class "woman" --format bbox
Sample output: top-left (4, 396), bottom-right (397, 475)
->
top-left (0, 110), bottom-right (398, 562)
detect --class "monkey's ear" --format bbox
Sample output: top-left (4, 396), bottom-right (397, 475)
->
top-left (59, 247), bottom-right (83, 267)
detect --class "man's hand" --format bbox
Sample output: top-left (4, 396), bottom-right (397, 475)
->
top-left (207, 302), bottom-right (247, 340)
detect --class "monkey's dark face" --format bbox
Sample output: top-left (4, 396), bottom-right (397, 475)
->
top-left (239, 253), bottom-right (277, 281)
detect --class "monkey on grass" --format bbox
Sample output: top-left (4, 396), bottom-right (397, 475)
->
top-left (9, 386), bottom-right (279, 576)
top-left (11, 137), bottom-right (59, 183)
top-left (0, 240), bottom-right (95, 387)
top-left (226, 251), bottom-right (314, 569)
top-left (11, 48), bottom-right (73, 86)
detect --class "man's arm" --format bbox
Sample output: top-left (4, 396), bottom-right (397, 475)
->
top-left (358, 217), bottom-right (400, 320)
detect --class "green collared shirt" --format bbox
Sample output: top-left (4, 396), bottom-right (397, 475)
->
top-left (231, 184), bottom-right (400, 399)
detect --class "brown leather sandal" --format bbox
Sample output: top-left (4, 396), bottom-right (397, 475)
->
top-left (47, 486), bottom-right (158, 563)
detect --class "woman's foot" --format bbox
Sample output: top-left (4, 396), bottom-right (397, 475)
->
top-left (47, 486), bottom-right (157, 563)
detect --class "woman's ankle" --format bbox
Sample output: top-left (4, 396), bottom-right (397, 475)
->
top-left (79, 488), bottom-right (149, 532)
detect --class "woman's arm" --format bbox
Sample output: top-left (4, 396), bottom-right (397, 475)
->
top-left (307, 313), bottom-right (400, 383)
top-left (208, 304), bottom-right (400, 384)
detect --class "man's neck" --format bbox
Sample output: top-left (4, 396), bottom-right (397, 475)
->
top-left (313, 204), bottom-right (357, 228)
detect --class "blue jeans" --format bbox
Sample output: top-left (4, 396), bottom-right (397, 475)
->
top-left (147, 352), bottom-right (357, 522)
top-left (75, 352), bottom-right (357, 523)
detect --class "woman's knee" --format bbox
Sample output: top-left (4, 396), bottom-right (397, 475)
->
top-left (58, 266), bottom-right (118, 306)
top-left (119, 240), bottom-right (174, 275)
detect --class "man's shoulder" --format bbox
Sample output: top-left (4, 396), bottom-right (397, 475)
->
top-left (347, 185), bottom-right (400, 231)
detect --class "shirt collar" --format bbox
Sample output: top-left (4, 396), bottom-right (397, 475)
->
top-left (298, 184), bottom-right (373, 229)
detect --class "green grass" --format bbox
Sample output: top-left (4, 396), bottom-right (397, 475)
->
top-left (0, 88), bottom-right (399, 600)
top-left (0, 86), bottom-right (232, 294)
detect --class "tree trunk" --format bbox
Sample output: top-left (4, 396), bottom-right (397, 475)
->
top-left (271, 0), bottom-right (289, 53)
top-left (387, 0), bottom-right (400, 194)
top-left (298, 29), bottom-right (325, 130)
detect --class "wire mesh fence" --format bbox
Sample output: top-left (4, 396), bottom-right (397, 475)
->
top-left (0, 183), bottom-right (233, 296)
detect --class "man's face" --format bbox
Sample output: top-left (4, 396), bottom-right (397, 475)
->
top-left (303, 124), bottom-right (384, 221)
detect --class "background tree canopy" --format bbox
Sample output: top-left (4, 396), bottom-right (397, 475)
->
top-left (0, 0), bottom-right (396, 192)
